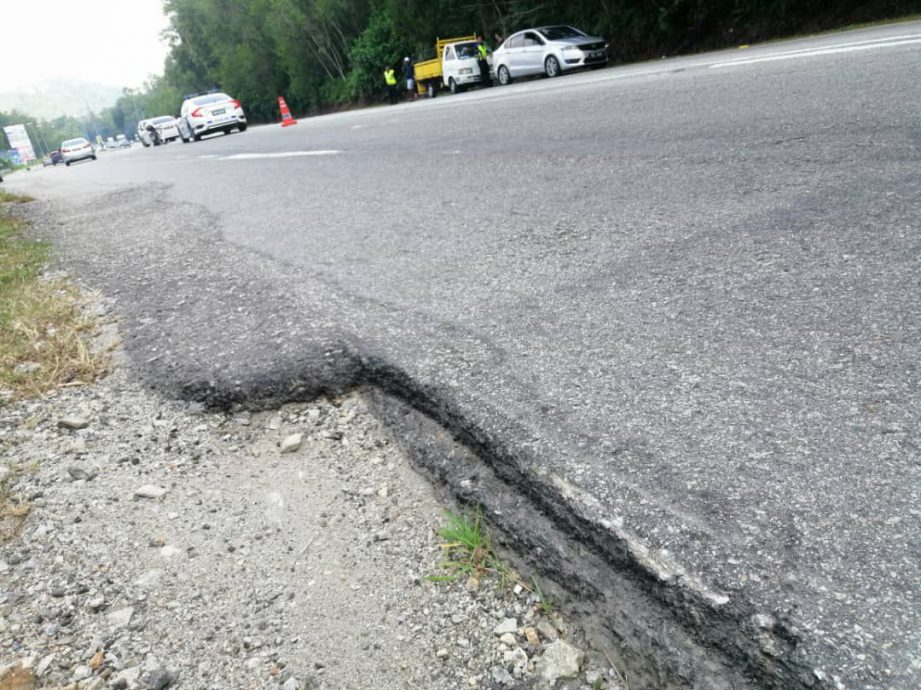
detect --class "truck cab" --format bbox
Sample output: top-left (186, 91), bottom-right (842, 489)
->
top-left (413, 36), bottom-right (492, 97)
top-left (441, 40), bottom-right (491, 93)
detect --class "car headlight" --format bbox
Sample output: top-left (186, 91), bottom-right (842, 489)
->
top-left (459, 68), bottom-right (473, 75)
top-left (562, 45), bottom-right (580, 52)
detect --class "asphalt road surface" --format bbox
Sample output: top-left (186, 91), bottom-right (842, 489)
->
top-left (8, 21), bottom-right (920, 689)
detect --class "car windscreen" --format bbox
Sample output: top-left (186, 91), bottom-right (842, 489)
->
top-left (152, 117), bottom-right (174, 125)
top-left (454, 43), bottom-right (479, 59)
top-left (192, 94), bottom-right (230, 106)
top-left (62, 139), bottom-right (86, 147)
top-left (538, 26), bottom-right (585, 40)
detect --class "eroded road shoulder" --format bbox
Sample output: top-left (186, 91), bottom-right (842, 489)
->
top-left (1, 316), bottom-right (617, 690)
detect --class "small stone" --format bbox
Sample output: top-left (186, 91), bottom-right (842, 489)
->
top-left (536, 620), bottom-right (559, 642)
top-left (491, 666), bottom-right (514, 685)
top-left (73, 664), bottom-right (93, 681)
top-left (58, 415), bottom-right (90, 430)
top-left (159, 545), bottom-right (182, 559)
top-left (87, 595), bottom-right (105, 612)
top-left (523, 626), bottom-right (540, 647)
top-left (282, 678), bottom-right (299, 690)
top-left (499, 633), bottom-right (517, 647)
top-left (67, 466), bottom-right (97, 481)
top-left (36, 654), bottom-right (55, 676)
top-left (89, 650), bottom-right (104, 670)
top-left (465, 576), bottom-right (480, 592)
top-left (493, 618), bottom-right (518, 636)
top-left (112, 666), bottom-right (141, 689)
top-left (133, 485), bottom-right (167, 500)
top-left (107, 606), bottom-right (134, 629)
top-left (280, 434), bottom-right (303, 454)
top-left (146, 667), bottom-right (175, 690)
top-left (134, 569), bottom-right (164, 589)
top-left (535, 639), bottom-right (585, 684)
top-left (503, 648), bottom-right (529, 677)
top-left (752, 613), bottom-right (776, 630)
top-left (0, 663), bottom-right (35, 690)
top-left (435, 649), bottom-right (449, 659)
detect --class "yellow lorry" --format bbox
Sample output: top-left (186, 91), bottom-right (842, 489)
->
top-left (413, 35), bottom-right (492, 97)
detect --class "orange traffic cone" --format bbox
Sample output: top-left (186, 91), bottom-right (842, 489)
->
top-left (278, 97), bottom-right (298, 127)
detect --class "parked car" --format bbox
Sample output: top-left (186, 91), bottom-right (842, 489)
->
top-left (139, 116), bottom-right (181, 146)
top-left (60, 138), bottom-right (97, 166)
top-left (492, 25), bottom-right (608, 85)
top-left (42, 150), bottom-right (65, 167)
top-left (115, 134), bottom-right (131, 148)
top-left (177, 92), bottom-right (247, 142)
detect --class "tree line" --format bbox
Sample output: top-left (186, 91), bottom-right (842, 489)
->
top-left (1, 0), bottom-right (917, 163)
top-left (154, 0), bottom-right (917, 121)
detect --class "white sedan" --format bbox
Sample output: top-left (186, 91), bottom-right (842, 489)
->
top-left (178, 92), bottom-right (247, 142)
top-left (492, 25), bottom-right (608, 85)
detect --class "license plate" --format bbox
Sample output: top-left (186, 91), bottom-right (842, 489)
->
top-left (212, 108), bottom-right (226, 115)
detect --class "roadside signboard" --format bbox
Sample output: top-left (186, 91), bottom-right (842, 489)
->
top-left (2, 124), bottom-right (37, 163)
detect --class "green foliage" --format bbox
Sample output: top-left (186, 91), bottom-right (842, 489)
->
top-left (433, 507), bottom-right (509, 582)
top-left (5, 0), bottom-right (917, 129)
top-left (348, 7), bottom-right (403, 102)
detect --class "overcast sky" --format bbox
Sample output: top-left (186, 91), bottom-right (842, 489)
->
top-left (1, 1), bottom-right (170, 91)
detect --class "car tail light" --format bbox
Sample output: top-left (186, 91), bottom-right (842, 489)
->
top-left (231, 99), bottom-right (241, 109)
top-left (191, 108), bottom-right (202, 117)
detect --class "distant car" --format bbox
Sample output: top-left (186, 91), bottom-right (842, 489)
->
top-left (492, 25), bottom-right (608, 85)
top-left (138, 116), bottom-right (180, 146)
top-left (115, 134), bottom-right (131, 148)
top-left (60, 138), bottom-right (97, 166)
top-left (177, 92), bottom-right (247, 142)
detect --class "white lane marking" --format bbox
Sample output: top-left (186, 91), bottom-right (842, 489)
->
top-left (710, 35), bottom-right (921, 68)
top-left (215, 150), bottom-right (341, 160)
top-left (199, 154), bottom-right (219, 159)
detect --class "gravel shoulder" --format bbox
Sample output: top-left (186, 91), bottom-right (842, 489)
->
top-left (1, 311), bottom-right (617, 690)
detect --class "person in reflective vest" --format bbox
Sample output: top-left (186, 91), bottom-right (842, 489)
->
top-left (384, 67), bottom-right (398, 105)
top-left (476, 38), bottom-right (492, 87)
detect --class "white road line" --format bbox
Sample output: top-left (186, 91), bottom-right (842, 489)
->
top-left (211, 150), bottom-right (341, 160)
top-left (709, 35), bottom-right (921, 68)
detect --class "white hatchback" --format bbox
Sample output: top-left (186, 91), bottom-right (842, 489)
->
top-left (178, 92), bottom-right (247, 142)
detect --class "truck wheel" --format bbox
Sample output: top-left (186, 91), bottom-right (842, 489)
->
top-left (497, 65), bottom-right (512, 86)
top-left (427, 82), bottom-right (437, 98)
top-left (449, 78), bottom-right (463, 94)
top-left (544, 55), bottom-right (561, 78)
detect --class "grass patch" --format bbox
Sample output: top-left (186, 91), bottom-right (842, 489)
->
top-left (0, 190), bottom-right (35, 204)
top-left (432, 507), bottom-right (511, 583)
top-left (0, 193), bottom-right (107, 403)
top-left (531, 575), bottom-right (557, 616)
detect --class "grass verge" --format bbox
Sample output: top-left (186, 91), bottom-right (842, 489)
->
top-left (0, 190), bottom-right (107, 403)
top-left (1, 189), bottom-right (107, 540)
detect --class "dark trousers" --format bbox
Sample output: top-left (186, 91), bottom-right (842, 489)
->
top-left (387, 85), bottom-right (398, 105)
top-left (478, 59), bottom-right (491, 86)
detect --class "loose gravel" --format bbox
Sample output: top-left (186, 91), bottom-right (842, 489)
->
top-left (1, 314), bottom-right (620, 689)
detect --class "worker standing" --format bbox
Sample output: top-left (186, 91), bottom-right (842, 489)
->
top-left (384, 65), bottom-right (398, 105)
top-left (476, 38), bottom-right (492, 87)
top-left (402, 57), bottom-right (416, 101)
